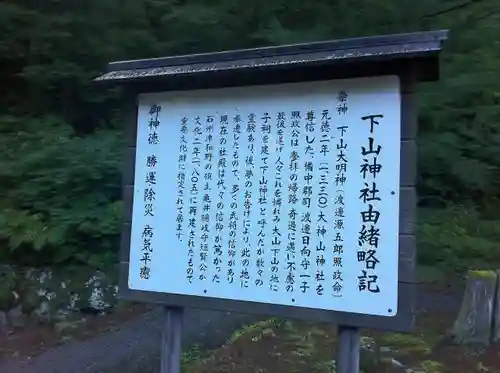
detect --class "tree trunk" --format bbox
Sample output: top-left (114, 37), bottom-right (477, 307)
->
top-left (492, 270), bottom-right (500, 343)
top-left (452, 270), bottom-right (498, 346)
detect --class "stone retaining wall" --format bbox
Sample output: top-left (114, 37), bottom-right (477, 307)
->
top-left (0, 265), bottom-right (118, 331)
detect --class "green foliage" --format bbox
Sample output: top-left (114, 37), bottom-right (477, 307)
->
top-left (0, 116), bottom-right (123, 268)
top-left (418, 205), bottom-right (500, 273)
top-left (0, 0), bottom-right (500, 271)
top-left (418, 11), bottom-right (500, 207)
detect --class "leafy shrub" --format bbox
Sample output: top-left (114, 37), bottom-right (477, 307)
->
top-left (2, 0), bottom-right (500, 274)
top-left (418, 205), bottom-right (500, 273)
top-left (0, 115), bottom-right (124, 268)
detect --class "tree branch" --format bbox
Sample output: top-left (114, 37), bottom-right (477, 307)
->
top-left (422, 0), bottom-right (485, 18)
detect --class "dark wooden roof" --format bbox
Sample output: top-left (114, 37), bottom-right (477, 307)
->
top-left (95, 30), bottom-right (448, 90)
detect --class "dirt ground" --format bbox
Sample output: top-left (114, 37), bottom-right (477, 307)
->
top-left (0, 302), bottom-right (152, 362)
top-left (2, 275), bottom-right (498, 373)
top-left (182, 309), bottom-right (500, 373)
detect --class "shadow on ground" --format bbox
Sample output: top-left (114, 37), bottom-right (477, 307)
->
top-left (0, 285), bottom-right (462, 373)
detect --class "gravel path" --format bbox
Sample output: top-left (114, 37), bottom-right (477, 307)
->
top-left (0, 289), bottom-right (462, 373)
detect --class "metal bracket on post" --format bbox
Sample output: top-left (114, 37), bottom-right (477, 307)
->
top-left (160, 307), bottom-right (184, 373)
top-left (336, 325), bottom-right (360, 373)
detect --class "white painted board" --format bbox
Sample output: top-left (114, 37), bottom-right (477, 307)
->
top-left (128, 75), bottom-right (401, 317)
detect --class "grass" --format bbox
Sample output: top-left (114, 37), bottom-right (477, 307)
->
top-left (176, 270), bottom-right (500, 373)
top-left (181, 309), bottom-right (500, 373)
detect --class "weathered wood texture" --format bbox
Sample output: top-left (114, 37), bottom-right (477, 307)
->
top-left (96, 30), bottom-right (448, 88)
top-left (493, 269), bottom-right (500, 343)
top-left (337, 326), bottom-right (360, 373)
top-left (117, 69), bottom-right (419, 332)
top-left (452, 270), bottom-right (497, 346)
top-left (160, 307), bottom-right (183, 373)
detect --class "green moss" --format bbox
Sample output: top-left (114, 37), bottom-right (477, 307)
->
top-left (0, 266), bottom-right (18, 310)
top-left (418, 360), bottom-right (445, 373)
top-left (469, 270), bottom-right (497, 279)
top-left (228, 318), bottom-right (280, 344)
top-left (379, 332), bottom-right (430, 354)
top-left (181, 344), bottom-right (209, 371)
top-left (313, 360), bottom-right (336, 373)
top-left (291, 338), bottom-right (316, 357)
top-left (0, 288), bottom-right (16, 310)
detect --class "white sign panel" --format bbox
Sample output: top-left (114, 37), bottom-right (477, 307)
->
top-left (128, 75), bottom-right (401, 317)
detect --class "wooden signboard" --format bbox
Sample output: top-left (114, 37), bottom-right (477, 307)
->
top-left (95, 29), bottom-right (447, 373)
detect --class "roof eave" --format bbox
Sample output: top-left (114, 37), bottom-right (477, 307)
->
top-left (94, 30), bottom-right (448, 88)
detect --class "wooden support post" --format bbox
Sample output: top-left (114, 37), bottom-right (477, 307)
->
top-left (160, 307), bottom-right (184, 373)
top-left (336, 325), bottom-right (360, 373)
top-left (492, 270), bottom-right (500, 343)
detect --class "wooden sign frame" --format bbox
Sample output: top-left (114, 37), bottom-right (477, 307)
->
top-left (96, 30), bottom-right (448, 334)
